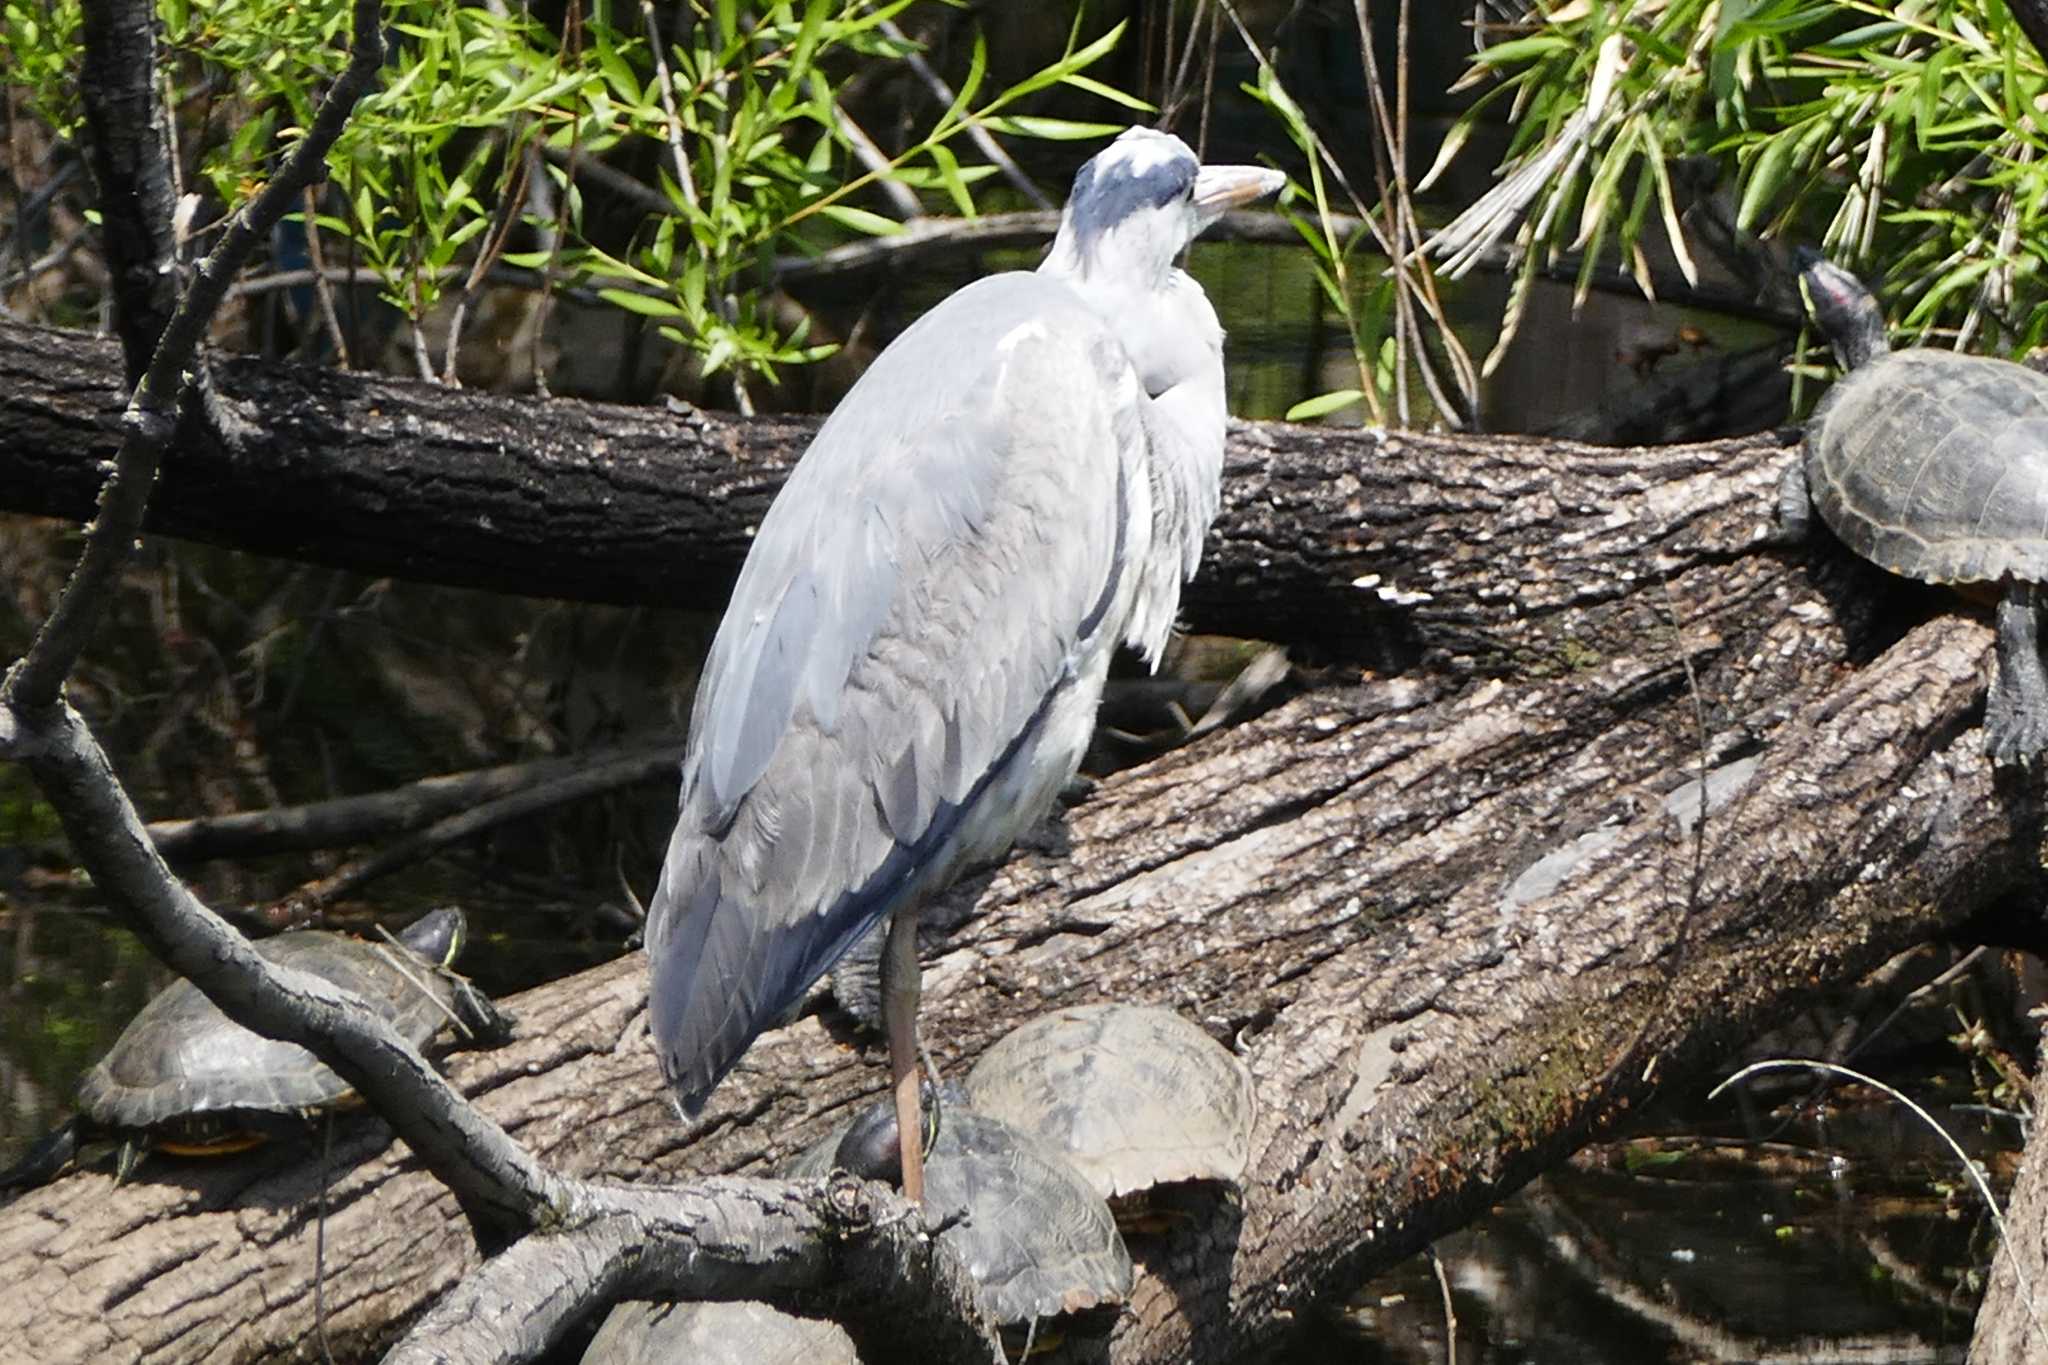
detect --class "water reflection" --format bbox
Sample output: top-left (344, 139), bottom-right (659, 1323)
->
top-left (1310, 1068), bottom-right (2004, 1363)
top-left (0, 899), bottom-right (166, 1173)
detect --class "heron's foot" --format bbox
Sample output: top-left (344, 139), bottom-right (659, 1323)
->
top-left (1984, 716), bottom-right (2048, 769)
top-left (1057, 773), bottom-right (1098, 807)
top-left (1988, 587), bottom-right (2048, 768)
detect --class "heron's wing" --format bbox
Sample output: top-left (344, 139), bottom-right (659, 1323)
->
top-left (647, 273), bottom-right (1149, 1108)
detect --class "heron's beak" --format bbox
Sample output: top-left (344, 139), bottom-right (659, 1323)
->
top-left (1193, 164), bottom-right (1287, 228)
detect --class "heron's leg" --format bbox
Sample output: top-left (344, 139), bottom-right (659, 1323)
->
top-left (1988, 583), bottom-right (2048, 767)
top-left (881, 907), bottom-right (927, 1209)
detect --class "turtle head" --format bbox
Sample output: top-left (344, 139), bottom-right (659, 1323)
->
top-left (1795, 248), bottom-right (1890, 370)
top-left (830, 1081), bottom-right (948, 1186)
top-left (394, 907), bottom-right (468, 967)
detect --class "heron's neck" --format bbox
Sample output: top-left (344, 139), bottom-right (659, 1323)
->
top-left (1039, 247), bottom-right (1220, 391)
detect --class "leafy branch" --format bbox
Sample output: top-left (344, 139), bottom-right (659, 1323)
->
top-left (1425, 0), bottom-right (2048, 357)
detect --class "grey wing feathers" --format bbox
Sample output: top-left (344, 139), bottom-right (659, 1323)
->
top-left (648, 273), bottom-right (1149, 1108)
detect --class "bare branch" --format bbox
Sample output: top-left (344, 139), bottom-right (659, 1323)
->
top-left (876, 17), bottom-right (1054, 212)
top-left (382, 1178), bottom-right (1003, 1363)
top-left (274, 740), bottom-right (679, 915)
top-left (147, 736), bottom-right (681, 863)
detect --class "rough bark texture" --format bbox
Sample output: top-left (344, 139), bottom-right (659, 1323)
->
top-left (1968, 1034), bottom-right (2048, 1364)
top-left (0, 397), bottom-right (2038, 1361)
top-left (74, 0), bottom-right (179, 381)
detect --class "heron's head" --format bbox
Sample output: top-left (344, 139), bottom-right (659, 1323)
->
top-left (1044, 128), bottom-right (1284, 286)
top-left (1796, 248), bottom-right (1890, 370)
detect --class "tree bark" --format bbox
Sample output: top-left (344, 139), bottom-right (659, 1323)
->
top-left (1968, 1031), bottom-right (2048, 1364)
top-left (75, 0), bottom-right (179, 382)
top-left (0, 399), bottom-right (2037, 1361)
top-left (0, 317), bottom-right (1785, 663)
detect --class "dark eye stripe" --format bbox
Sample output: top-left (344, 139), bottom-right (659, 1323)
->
top-left (1065, 154), bottom-right (1196, 250)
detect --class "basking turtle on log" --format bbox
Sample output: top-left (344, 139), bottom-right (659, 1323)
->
top-left (791, 1092), bottom-right (1134, 1353)
top-left (963, 1004), bottom-right (1254, 1232)
top-left (1, 908), bottom-right (508, 1187)
top-left (1783, 249), bottom-right (2048, 766)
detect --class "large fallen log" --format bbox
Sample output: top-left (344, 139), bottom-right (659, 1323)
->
top-left (0, 410), bottom-right (2036, 1361)
top-left (0, 317), bottom-right (1779, 662)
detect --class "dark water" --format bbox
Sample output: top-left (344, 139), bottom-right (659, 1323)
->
top-left (1316, 1090), bottom-right (2000, 1363)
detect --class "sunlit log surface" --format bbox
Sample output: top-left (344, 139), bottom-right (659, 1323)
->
top-left (0, 333), bottom-right (2040, 1361)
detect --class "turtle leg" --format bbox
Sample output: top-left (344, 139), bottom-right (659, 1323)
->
top-left (1987, 583), bottom-right (2048, 767)
top-left (880, 906), bottom-right (927, 1210)
top-left (448, 977), bottom-right (517, 1047)
top-left (1776, 455), bottom-right (1814, 543)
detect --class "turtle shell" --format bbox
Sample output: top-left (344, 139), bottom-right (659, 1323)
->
top-left (788, 1103), bottom-right (1131, 1326)
top-left (1804, 348), bottom-right (2048, 586)
top-left (77, 913), bottom-right (468, 1135)
top-left (963, 1004), bottom-right (1253, 1204)
top-left (582, 1300), bottom-right (858, 1365)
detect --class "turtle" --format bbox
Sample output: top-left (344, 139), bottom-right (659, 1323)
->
top-left (1785, 250), bottom-right (2048, 766)
top-left (962, 1003), bottom-right (1254, 1231)
top-left (581, 1299), bottom-right (859, 1365)
top-left (789, 1092), bottom-right (1133, 1351)
top-left (6, 907), bottom-right (506, 1185)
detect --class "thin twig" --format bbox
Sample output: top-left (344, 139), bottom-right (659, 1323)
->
top-left (441, 132), bottom-right (533, 387)
top-left (1354, 0), bottom-right (1477, 426)
top-left (1427, 1246), bottom-right (1458, 1365)
top-left (1840, 946), bottom-right (1989, 1067)
top-left (833, 101), bottom-right (923, 220)
top-left (1197, 0), bottom-right (1220, 153)
top-left (299, 185), bottom-right (352, 368)
top-left (1355, 0), bottom-right (1410, 425)
top-left (0, 231), bottom-right (87, 293)
top-left (146, 735), bottom-right (681, 862)
top-left (533, 0), bottom-right (585, 400)
top-left (1160, 0), bottom-right (1210, 128)
top-left (274, 742), bottom-right (681, 917)
top-left (641, 0), bottom-right (753, 415)
top-left (1217, 0), bottom-right (1476, 427)
top-left (877, 17), bottom-right (1052, 212)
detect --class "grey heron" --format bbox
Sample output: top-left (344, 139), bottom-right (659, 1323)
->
top-left (646, 127), bottom-right (1283, 1204)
